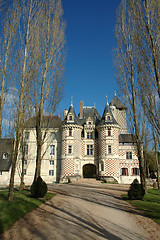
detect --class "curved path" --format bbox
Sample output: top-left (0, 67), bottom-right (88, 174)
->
top-left (2, 179), bottom-right (159, 239)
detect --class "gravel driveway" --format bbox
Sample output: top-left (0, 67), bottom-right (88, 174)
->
top-left (2, 179), bottom-right (160, 240)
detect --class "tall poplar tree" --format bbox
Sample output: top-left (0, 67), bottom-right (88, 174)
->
top-left (114, 0), bottom-right (146, 192)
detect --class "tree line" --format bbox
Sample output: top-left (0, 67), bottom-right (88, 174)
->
top-left (114, 0), bottom-right (160, 192)
top-left (0, 0), bottom-right (65, 200)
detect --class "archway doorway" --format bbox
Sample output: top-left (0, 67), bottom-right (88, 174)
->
top-left (83, 164), bottom-right (96, 178)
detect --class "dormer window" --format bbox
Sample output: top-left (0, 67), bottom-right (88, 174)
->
top-left (105, 114), bottom-right (112, 122)
top-left (3, 153), bottom-right (8, 159)
top-left (86, 118), bottom-right (93, 125)
top-left (68, 114), bottom-right (74, 122)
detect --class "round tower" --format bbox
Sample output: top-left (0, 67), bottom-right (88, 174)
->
top-left (61, 99), bottom-right (82, 181)
top-left (97, 99), bottom-right (120, 180)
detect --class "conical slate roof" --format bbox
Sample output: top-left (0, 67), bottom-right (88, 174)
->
top-left (110, 95), bottom-right (127, 109)
top-left (98, 101), bottom-right (118, 126)
top-left (64, 102), bottom-right (80, 125)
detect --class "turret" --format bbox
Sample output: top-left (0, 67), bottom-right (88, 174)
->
top-left (61, 97), bottom-right (82, 180)
top-left (97, 97), bottom-right (120, 179)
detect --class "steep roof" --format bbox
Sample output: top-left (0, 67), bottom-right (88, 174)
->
top-left (110, 95), bottom-right (127, 109)
top-left (81, 107), bottom-right (101, 125)
top-left (24, 116), bottom-right (62, 129)
top-left (64, 104), bottom-right (81, 125)
top-left (98, 102), bottom-right (118, 126)
top-left (119, 134), bottom-right (136, 143)
top-left (0, 138), bottom-right (14, 171)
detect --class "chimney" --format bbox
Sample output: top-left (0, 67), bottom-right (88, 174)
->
top-left (64, 109), bottom-right (68, 119)
top-left (79, 101), bottom-right (83, 119)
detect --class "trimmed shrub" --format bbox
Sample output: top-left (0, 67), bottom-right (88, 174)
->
top-left (128, 179), bottom-right (145, 200)
top-left (30, 176), bottom-right (48, 198)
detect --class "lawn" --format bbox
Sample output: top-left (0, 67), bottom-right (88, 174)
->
top-left (126, 189), bottom-right (160, 225)
top-left (0, 189), bottom-right (54, 234)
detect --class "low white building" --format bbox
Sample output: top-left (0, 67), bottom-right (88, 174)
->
top-left (0, 95), bottom-right (140, 186)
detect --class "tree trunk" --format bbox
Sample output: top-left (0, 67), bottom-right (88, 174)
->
top-left (34, 112), bottom-right (42, 181)
top-left (8, 128), bottom-right (21, 200)
top-left (19, 143), bottom-right (25, 191)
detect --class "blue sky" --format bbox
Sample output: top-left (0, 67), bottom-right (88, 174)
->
top-left (57, 0), bottom-right (121, 116)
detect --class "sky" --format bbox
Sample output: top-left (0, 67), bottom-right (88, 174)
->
top-left (57, 0), bottom-right (121, 117)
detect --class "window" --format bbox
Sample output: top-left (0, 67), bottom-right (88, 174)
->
top-left (88, 122), bottom-right (91, 125)
top-left (121, 168), bottom-right (128, 176)
top-left (24, 132), bottom-right (30, 140)
top-left (87, 145), bottom-right (93, 155)
top-left (108, 145), bottom-right (111, 154)
top-left (69, 128), bottom-right (72, 136)
top-left (108, 128), bottom-right (111, 136)
top-left (87, 132), bottom-right (93, 139)
top-left (50, 132), bottom-right (55, 141)
top-left (132, 168), bottom-right (139, 176)
top-left (49, 170), bottom-right (54, 176)
top-left (50, 145), bottom-right (55, 155)
top-left (3, 153), bottom-right (8, 159)
top-left (69, 115), bottom-right (72, 121)
top-left (126, 152), bottom-right (132, 159)
top-left (68, 145), bottom-right (72, 154)
top-left (24, 169), bottom-right (26, 175)
top-left (24, 145), bottom-right (28, 156)
top-left (50, 160), bottom-right (54, 165)
top-left (107, 116), bottom-right (111, 121)
top-left (101, 162), bottom-right (104, 171)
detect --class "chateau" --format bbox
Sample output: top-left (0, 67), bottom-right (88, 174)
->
top-left (0, 94), bottom-right (140, 186)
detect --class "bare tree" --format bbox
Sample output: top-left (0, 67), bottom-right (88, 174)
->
top-left (114, 0), bottom-right (146, 192)
top-left (134, 0), bottom-right (160, 137)
top-left (0, 1), bottom-right (19, 137)
top-left (8, 0), bottom-right (38, 200)
top-left (28, 0), bottom-right (65, 182)
top-left (152, 127), bottom-right (159, 188)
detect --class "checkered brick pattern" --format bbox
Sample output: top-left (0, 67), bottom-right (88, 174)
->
top-left (62, 140), bottom-right (67, 155)
top-left (81, 140), bottom-right (85, 157)
top-left (104, 159), bottom-right (119, 177)
top-left (61, 159), bottom-right (74, 176)
top-left (119, 161), bottom-right (139, 175)
top-left (62, 128), bottom-right (67, 139)
top-left (100, 140), bottom-right (106, 155)
top-left (74, 140), bottom-right (81, 156)
top-left (59, 104), bottom-right (139, 180)
top-left (95, 140), bottom-right (99, 157)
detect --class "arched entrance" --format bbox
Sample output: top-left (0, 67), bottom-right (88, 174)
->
top-left (83, 164), bottom-right (96, 178)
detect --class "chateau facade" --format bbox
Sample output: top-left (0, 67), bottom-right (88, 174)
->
top-left (0, 95), bottom-right (140, 186)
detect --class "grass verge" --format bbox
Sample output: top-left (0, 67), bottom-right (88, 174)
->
top-left (0, 189), bottom-right (54, 234)
top-left (123, 189), bottom-right (160, 225)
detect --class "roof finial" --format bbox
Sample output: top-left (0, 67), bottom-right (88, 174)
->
top-left (114, 91), bottom-right (116, 96)
top-left (94, 102), bottom-right (96, 108)
top-left (106, 95), bottom-right (109, 105)
top-left (71, 96), bottom-right (73, 106)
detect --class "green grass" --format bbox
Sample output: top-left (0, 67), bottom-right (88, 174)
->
top-left (123, 189), bottom-right (160, 225)
top-left (0, 189), bottom-right (54, 234)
